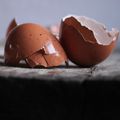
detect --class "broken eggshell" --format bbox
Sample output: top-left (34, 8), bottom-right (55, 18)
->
top-left (6, 18), bottom-right (18, 37)
top-left (60, 15), bottom-right (119, 67)
top-left (5, 23), bottom-right (67, 68)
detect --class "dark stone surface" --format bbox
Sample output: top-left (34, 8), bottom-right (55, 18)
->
top-left (0, 77), bottom-right (120, 120)
top-left (0, 49), bottom-right (120, 119)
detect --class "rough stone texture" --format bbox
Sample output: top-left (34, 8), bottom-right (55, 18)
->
top-left (0, 46), bottom-right (120, 119)
top-left (0, 51), bottom-right (120, 81)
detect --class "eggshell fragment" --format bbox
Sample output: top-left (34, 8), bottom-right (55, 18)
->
top-left (60, 15), bottom-right (119, 67)
top-left (6, 18), bottom-right (17, 37)
top-left (25, 52), bottom-right (48, 68)
top-left (5, 23), bottom-right (67, 68)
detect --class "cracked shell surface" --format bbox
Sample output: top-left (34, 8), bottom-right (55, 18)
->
top-left (5, 23), bottom-right (67, 67)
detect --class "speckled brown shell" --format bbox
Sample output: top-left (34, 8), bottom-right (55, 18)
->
top-left (5, 23), bottom-right (67, 67)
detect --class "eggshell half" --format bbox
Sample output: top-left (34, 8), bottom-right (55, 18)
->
top-left (5, 23), bottom-right (67, 67)
top-left (60, 15), bottom-right (119, 67)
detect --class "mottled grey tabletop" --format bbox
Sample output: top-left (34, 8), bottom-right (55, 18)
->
top-left (0, 45), bottom-right (120, 80)
top-left (1, 44), bottom-right (120, 120)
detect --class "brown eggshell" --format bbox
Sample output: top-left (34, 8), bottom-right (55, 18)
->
top-left (5, 23), bottom-right (67, 67)
top-left (6, 18), bottom-right (17, 37)
top-left (48, 23), bottom-right (60, 35)
top-left (25, 52), bottom-right (47, 68)
top-left (26, 37), bottom-right (67, 67)
top-left (60, 16), bottom-right (119, 67)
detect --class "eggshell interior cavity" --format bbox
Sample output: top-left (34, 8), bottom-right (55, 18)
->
top-left (63, 15), bottom-right (119, 45)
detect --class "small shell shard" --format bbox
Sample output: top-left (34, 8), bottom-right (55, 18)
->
top-left (6, 18), bottom-right (17, 37)
top-left (26, 53), bottom-right (47, 68)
